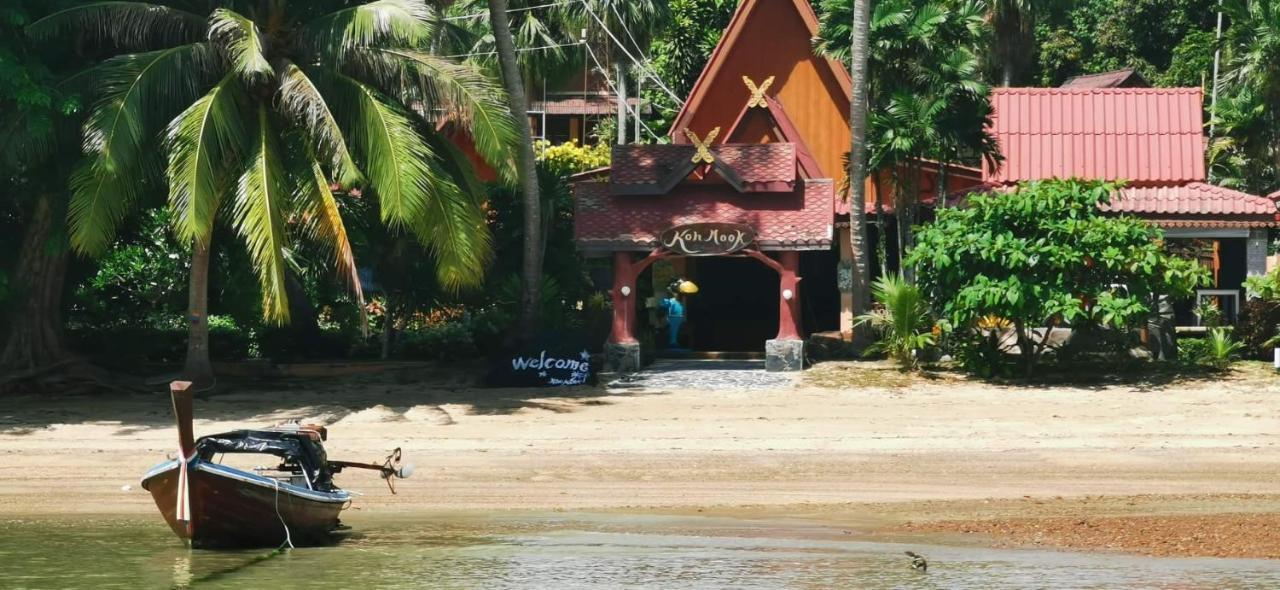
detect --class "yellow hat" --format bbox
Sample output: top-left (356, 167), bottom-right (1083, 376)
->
top-left (677, 280), bottom-right (699, 294)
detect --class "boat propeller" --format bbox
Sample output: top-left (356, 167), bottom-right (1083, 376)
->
top-left (328, 448), bottom-right (414, 495)
top-left (378, 448), bottom-right (414, 494)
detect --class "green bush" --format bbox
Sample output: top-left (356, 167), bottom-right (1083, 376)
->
top-left (1179, 329), bottom-right (1242, 370)
top-left (1238, 299), bottom-right (1280, 360)
top-left (1177, 336), bottom-right (1210, 366)
top-left (396, 321), bottom-right (478, 360)
top-left (67, 316), bottom-right (253, 365)
top-left (535, 140), bottom-right (611, 176)
top-left (854, 274), bottom-right (935, 369)
top-left (908, 180), bottom-right (1209, 376)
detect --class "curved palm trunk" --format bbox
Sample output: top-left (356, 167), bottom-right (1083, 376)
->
top-left (181, 241), bottom-right (214, 385)
top-left (0, 193), bottom-right (69, 372)
top-left (488, 0), bottom-right (543, 341)
top-left (847, 0), bottom-right (873, 334)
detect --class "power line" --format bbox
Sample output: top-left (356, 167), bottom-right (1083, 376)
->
top-left (584, 42), bottom-right (662, 142)
top-left (608, 3), bottom-right (653, 69)
top-left (442, 40), bottom-right (583, 60)
top-left (577, 0), bottom-right (683, 106)
top-left (443, 1), bottom-right (572, 22)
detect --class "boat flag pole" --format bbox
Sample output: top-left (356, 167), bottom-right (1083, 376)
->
top-left (170, 381), bottom-right (196, 537)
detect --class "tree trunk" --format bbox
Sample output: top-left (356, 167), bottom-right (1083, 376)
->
top-left (898, 162), bottom-right (921, 283)
top-left (847, 0), bottom-right (873, 325)
top-left (874, 174), bottom-right (888, 277)
top-left (283, 267), bottom-right (322, 359)
top-left (380, 299), bottom-right (396, 360)
top-left (615, 60), bottom-right (628, 145)
top-left (181, 241), bottom-right (214, 385)
top-left (0, 193), bottom-right (69, 372)
top-left (488, 0), bottom-right (543, 341)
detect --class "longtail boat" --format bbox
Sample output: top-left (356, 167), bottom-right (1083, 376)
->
top-left (141, 381), bottom-right (412, 549)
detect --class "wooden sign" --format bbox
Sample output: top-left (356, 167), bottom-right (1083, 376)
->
top-left (660, 223), bottom-right (756, 256)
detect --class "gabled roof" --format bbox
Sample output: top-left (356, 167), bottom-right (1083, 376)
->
top-left (669, 0), bottom-right (852, 139)
top-left (725, 95), bottom-right (824, 179)
top-left (987, 88), bottom-right (1206, 185)
top-left (1104, 183), bottom-right (1279, 220)
top-left (955, 181), bottom-right (1279, 227)
top-left (1060, 68), bottom-right (1151, 89)
top-left (610, 143), bottom-right (798, 194)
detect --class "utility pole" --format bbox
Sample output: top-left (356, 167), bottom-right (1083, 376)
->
top-left (634, 69), bottom-right (643, 143)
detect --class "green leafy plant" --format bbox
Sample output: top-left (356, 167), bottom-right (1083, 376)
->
top-left (1201, 327), bottom-right (1243, 370)
top-left (854, 274), bottom-right (935, 369)
top-left (1193, 299), bottom-right (1224, 328)
top-left (1244, 267), bottom-right (1280, 300)
top-left (908, 179), bottom-right (1210, 376)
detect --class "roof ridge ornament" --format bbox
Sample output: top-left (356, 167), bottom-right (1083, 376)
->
top-left (684, 127), bottom-right (720, 164)
top-left (742, 75), bottom-right (775, 108)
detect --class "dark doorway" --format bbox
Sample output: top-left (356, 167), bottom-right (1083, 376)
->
top-left (800, 248), bottom-right (840, 334)
top-left (685, 257), bottom-right (779, 351)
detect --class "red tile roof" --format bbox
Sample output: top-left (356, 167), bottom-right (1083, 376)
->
top-left (956, 181), bottom-right (1279, 226)
top-left (610, 145), bottom-right (695, 186)
top-left (987, 88), bottom-right (1206, 185)
top-left (1104, 182), bottom-right (1279, 217)
top-left (725, 95), bottom-right (824, 179)
top-left (609, 143), bottom-right (797, 191)
top-left (716, 144), bottom-right (797, 185)
top-left (531, 96), bottom-right (644, 115)
top-left (575, 179), bottom-right (834, 251)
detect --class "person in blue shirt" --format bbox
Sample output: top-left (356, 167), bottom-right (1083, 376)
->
top-left (659, 278), bottom-right (696, 349)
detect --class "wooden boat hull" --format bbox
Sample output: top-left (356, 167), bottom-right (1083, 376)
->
top-left (141, 460), bottom-right (350, 549)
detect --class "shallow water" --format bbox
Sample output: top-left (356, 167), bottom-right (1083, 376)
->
top-left (2, 512), bottom-right (1278, 589)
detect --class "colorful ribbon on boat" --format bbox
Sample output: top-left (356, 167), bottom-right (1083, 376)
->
top-left (175, 449), bottom-right (191, 528)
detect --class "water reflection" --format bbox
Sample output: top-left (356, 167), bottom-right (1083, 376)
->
top-left (0, 514), bottom-right (1276, 589)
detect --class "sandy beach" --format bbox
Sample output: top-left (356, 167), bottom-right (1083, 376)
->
top-left (2, 360), bottom-right (1277, 558)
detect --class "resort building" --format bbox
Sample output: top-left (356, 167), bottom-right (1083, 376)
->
top-left (570, 0), bottom-right (1278, 370)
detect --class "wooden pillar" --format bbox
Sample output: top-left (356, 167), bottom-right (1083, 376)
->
top-left (609, 251), bottom-right (637, 344)
top-left (776, 250), bottom-right (803, 340)
top-left (837, 226), bottom-right (854, 334)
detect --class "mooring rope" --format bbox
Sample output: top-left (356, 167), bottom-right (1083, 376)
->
top-left (272, 479), bottom-right (294, 550)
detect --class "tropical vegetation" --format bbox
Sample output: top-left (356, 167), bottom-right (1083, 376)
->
top-left (5, 0), bottom-right (519, 383)
top-left (816, 0), bottom-right (1001, 278)
top-left (853, 274), bottom-right (935, 368)
top-left (907, 180), bottom-right (1211, 376)
top-left (4, 0), bottom-right (1280, 389)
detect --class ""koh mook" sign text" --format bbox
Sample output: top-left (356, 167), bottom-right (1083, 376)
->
top-left (659, 223), bottom-right (756, 256)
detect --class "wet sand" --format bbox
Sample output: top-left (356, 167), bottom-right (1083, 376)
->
top-left (1, 360), bottom-right (1277, 558)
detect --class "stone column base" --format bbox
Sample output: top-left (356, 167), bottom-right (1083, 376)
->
top-left (604, 342), bottom-right (643, 373)
top-left (765, 339), bottom-right (804, 372)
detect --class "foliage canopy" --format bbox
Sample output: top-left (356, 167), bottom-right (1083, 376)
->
top-left (29, 0), bottom-right (519, 323)
top-left (908, 180), bottom-right (1210, 375)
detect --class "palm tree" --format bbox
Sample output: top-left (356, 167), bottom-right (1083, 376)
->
top-left (1210, 0), bottom-right (1280, 193)
top-left (819, 0), bottom-right (999, 279)
top-left (990, 0), bottom-right (1037, 86)
top-left (30, 0), bottom-right (517, 383)
top-left (847, 0), bottom-right (874, 326)
top-left (485, 0), bottom-right (545, 341)
top-left (452, 0), bottom-right (580, 91)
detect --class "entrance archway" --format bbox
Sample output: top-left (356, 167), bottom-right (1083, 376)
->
top-left (605, 248), bottom-right (803, 372)
top-left (685, 257), bottom-right (778, 351)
